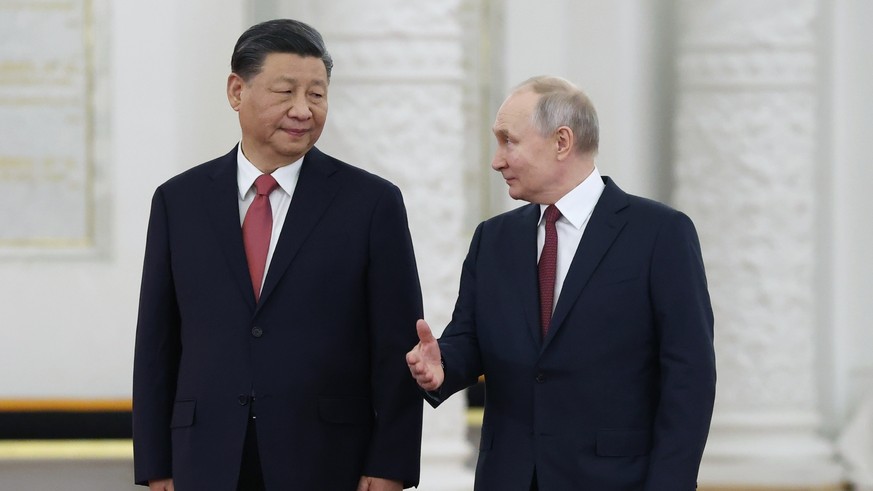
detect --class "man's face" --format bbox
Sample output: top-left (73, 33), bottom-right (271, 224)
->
top-left (490, 89), bottom-right (559, 203)
top-left (227, 52), bottom-right (328, 170)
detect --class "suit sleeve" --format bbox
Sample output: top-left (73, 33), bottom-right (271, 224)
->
top-left (132, 187), bottom-right (182, 486)
top-left (645, 211), bottom-right (716, 490)
top-left (428, 222), bottom-right (486, 407)
top-left (362, 184), bottom-right (424, 488)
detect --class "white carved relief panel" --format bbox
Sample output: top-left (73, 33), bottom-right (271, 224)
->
top-left (292, 0), bottom-right (468, 328)
top-left (325, 83), bottom-right (467, 315)
top-left (306, 1), bottom-right (460, 36)
top-left (673, 0), bottom-right (822, 411)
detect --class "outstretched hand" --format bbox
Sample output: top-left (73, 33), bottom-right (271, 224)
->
top-left (356, 476), bottom-right (402, 491)
top-left (405, 319), bottom-right (444, 391)
top-left (148, 479), bottom-right (174, 491)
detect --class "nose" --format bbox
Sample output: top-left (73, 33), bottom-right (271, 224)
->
top-left (286, 94), bottom-right (313, 120)
top-left (491, 151), bottom-right (506, 171)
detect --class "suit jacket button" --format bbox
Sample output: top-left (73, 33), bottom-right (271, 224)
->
top-left (535, 372), bottom-right (545, 383)
top-left (238, 395), bottom-right (249, 405)
top-left (251, 326), bottom-right (263, 338)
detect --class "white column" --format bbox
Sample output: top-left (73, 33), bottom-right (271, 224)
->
top-left (831, 1), bottom-right (873, 489)
top-left (272, 1), bottom-right (475, 488)
top-left (672, 0), bottom-right (844, 487)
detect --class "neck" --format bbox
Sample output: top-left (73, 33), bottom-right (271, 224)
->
top-left (541, 161), bottom-right (595, 205)
top-left (240, 141), bottom-right (304, 174)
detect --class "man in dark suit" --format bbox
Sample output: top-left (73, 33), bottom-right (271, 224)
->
top-left (407, 76), bottom-right (716, 490)
top-left (133, 19), bottom-right (423, 491)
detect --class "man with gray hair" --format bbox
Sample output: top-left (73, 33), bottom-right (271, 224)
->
top-left (407, 76), bottom-right (716, 490)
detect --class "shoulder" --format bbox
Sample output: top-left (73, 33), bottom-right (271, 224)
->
top-left (598, 179), bottom-right (701, 252)
top-left (470, 203), bottom-right (538, 244)
top-left (305, 147), bottom-right (399, 193)
top-left (602, 176), bottom-right (693, 225)
top-left (156, 147), bottom-right (236, 193)
top-left (483, 203), bottom-right (538, 227)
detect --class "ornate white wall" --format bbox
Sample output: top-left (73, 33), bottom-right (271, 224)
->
top-left (831, 0), bottom-right (873, 488)
top-left (672, 0), bottom-right (844, 486)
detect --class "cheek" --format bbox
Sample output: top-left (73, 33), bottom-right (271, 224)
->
top-left (313, 107), bottom-right (328, 125)
top-left (251, 97), bottom-right (288, 117)
top-left (266, 103), bottom-right (291, 120)
top-left (508, 153), bottom-right (527, 172)
top-left (503, 149), bottom-right (517, 165)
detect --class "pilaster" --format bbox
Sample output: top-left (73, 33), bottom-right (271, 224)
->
top-left (672, 0), bottom-right (843, 486)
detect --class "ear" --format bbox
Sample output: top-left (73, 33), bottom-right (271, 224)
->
top-left (555, 126), bottom-right (574, 161)
top-left (226, 73), bottom-right (244, 111)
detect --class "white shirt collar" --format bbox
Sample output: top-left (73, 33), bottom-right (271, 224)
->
top-left (539, 167), bottom-right (605, 229)
top-left (236, 143), bottom-right (303, 199)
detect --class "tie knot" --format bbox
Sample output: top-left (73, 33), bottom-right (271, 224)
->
top-left (254, 174), bottom-right (279, 197)
top-left (544, 204), bottom-right (561, 224)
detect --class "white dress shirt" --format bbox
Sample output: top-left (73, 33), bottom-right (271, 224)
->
top-left (537, 167), bottom-right (606, 312)
top-left (237, 144), bottom-right (302, 291)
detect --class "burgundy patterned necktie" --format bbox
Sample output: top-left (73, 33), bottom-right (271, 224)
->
top-left (243, 174), bottom-right (279, 301)
top-left (538, 204), bottom-right (561, 338)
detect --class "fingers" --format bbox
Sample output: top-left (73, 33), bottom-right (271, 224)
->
top-left (416, 319), bottom-right (435, 344)
top-left (366, 477), bottom-right (403, 491)
top-left (409, 360), bottom-right (434, 381)
top-left (149, 479), bottom-right (174, 491)
top-left (405, 345), bottom-right (421, 365)
top-left (406, 346), bottom-right (434, 390)
top-left (414, 318), bottom-right (441, 363)
top-left (356, 476), bottom-right (370, 491)
top-left (406, 319), bottom-right (445, 391)
top-left (407, 352), bottom-right (443, 391)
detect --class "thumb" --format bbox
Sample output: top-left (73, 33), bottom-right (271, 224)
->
top-left (416, 319), bottom-right (436, 345)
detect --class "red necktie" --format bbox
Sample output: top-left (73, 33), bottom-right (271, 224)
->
top-left (539, 204), bottom-right (561, 338)
top-left (243, 174), bottom-right (279, 301)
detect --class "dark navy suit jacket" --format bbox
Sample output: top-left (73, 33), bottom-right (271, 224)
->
top-left (433, 177), bottom-right (715, 491)
top-left (133, 146), bottom-right (423, 490)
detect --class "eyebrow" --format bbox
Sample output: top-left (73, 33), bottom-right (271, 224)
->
top-left (275, 76), bottom-right (327, 88)
top-left (493, 127), bottom-right (508, 138)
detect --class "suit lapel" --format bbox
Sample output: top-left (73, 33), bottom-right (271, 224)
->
top-left (502, 204), bottom-right (543, 347)
top-left (257, 147), bottom-right (340, 308)
top-left (542, 177), bottom-right (628, 351)
top-left (206, 146), bottom-right (257, 310)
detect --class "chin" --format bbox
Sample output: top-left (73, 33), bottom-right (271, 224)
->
top-left (506, 187), bottom-right (525, 201)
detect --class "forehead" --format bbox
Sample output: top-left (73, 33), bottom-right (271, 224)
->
top-left (493, 89), bottom-right (539, 133)
top-left (258, 52), bottom-right (328, 84)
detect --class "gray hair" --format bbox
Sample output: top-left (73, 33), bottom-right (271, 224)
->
top-left (515, 76), bottom-right (599, 155)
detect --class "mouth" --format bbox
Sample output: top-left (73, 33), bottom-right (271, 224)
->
top-left (282, 128), bottom-right (309, 137)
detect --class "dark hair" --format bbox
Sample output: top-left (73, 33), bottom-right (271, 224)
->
top-left (231, 19), bottom-right (333, 81)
